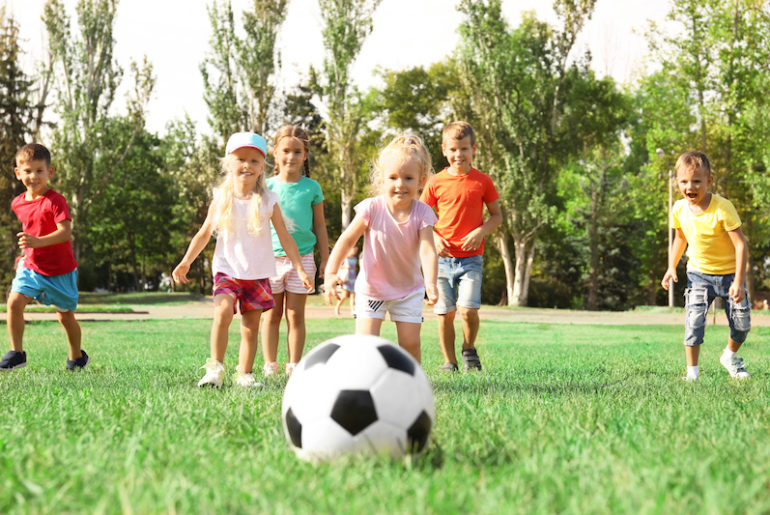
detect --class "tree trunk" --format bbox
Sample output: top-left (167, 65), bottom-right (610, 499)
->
top-left (511, 235), bottom-right (535, 307)
top-left (497, 236), bottom-right (515, 306)
top-left (340, 188), bottom-right (354, 230)
top-left (586, 189), bottom-right (600, 310)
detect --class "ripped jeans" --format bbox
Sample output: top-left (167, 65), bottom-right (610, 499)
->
top-left (684, 270), bottom-right (751, 346)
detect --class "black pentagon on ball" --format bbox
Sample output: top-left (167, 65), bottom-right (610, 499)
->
top-left (331, 390), bottom-right (378, 435)
top-left (304, 343), bottom-right (340, 369)
top-left (284, 407), bottom-right (303, 449)
top-left (406, 410), bottom-right (432, 453)
top-left (376, 344), bottom-right (415, 375)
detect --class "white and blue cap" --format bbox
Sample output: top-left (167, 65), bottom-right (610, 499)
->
top-left (225, 132), bottom-right (267, 156)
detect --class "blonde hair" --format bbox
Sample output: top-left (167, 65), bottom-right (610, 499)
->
top-left (370, 134), bottom-right (433, 195)
top-left (442, 121), bottom-right (476, 146)
top-left (212, 153), bottom-right (268, 235)
top-left (675, 151), bottom-right (712, 177)
top-left (273, 125), bottom-right (311, 177)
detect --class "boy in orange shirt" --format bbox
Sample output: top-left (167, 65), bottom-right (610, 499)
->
top-left (420, 122), bottom-right (502, 372)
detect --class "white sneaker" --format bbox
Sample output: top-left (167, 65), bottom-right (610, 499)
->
top-left (285, 363), bottom-right (296, 377)
top-left (683, 374), bottom-right (699, 382)
top-left (198, 358), bottom-right (225, 388)
top-left (263, 361), bottom-right (280, 377)
top-left (720, 354), bottom-right (750, 379)
top-left (233, 371), bottom-right (262, 388)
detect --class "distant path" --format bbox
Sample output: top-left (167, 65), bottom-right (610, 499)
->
top-left (16, 299), bottom-right (770, 326)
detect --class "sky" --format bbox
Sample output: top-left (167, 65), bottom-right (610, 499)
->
top-left (8, 0), bottom-right (672, 134)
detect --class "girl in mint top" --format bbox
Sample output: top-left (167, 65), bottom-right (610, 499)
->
top-left (261, 126), bottom-right (330, 377)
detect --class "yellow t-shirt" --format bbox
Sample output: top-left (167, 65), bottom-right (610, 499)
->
top-left (671, 194), bottom-right (741, 274)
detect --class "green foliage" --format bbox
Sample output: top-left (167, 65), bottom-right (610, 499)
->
top-left (0, 10), bottom-right (33, 291)
top-left (2, 319), bottom-right (770, 512)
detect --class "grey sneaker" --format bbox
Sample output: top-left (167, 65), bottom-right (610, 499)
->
top-left (462, 348), bottom-right (482, 371)
top-left (720, 354), bottom-right (750, 379)
top-left (66, 350), bottom-right (90, 371)
top-left (0, 350), bottom-right (26, 371)
top-left (439, 362), bottom-right (459, 373)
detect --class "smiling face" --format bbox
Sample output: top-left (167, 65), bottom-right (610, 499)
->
top-left (15, 158), bottom-right (53, 199)
top-left (273, 136), bottom-right (307, 178)
top-left (676, 164), bottom-right (713, 209)
top-left (442, 135), bottom-right (475, 175)
top-left (382, 152), bottom-right (426, 208)
top-left (229, 146), bottom-right (266, 194)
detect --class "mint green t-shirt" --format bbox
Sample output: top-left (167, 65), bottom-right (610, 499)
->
top-left (267, 175), bottom-right (324, 256)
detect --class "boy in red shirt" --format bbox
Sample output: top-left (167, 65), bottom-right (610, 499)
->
top-left (1, 143), bottom-right (88, 371)
top-left (420, 122), bottom-right (502, 372)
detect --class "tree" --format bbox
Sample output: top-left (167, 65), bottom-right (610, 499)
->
top-left (0, 8), bottom-right (34, 289)
top-left (456, 0), bottom-right (617, 306)
top-left (201, 0), bottom-right (288, 142)
top-left (316, 0), bottom-right (382, 228)
top-left (43, 0), bottom-right (155, 267)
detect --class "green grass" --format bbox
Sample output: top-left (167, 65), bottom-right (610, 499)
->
top-left (1, 318), bottom-right (769, 513)
top-left (0, 305), bottom-right (135, 314)
top-left (78, 292), bottom-right (205, 306)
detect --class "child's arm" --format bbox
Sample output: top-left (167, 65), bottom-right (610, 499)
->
top-left (460, 199), bottom-right (503, 252)
top-left (661, 228), bottom-right (687, 290)
top-left (272, 204), bottom-right (313, 291)
top-left (324, 217), bottom-right (367, 305)
top-left (727, 227), bottom-right (748, 302)
top-left (312, 201), bottom-right (330, 278)
top-left (17, 219), bottom-right (72, 249)
top-left (419, 226), bottom-right (438, 305)
top-left (172, 202), bottom-right (216, 285)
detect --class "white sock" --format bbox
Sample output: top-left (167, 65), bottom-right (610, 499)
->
top-left (723, 348), bottom-right (737, 360)
top-left (687, 365), bottom-right (699, 378)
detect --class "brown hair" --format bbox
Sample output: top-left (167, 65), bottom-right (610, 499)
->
top-left (675, 151), bottom-right (711, 176)
top-left (273, 125), bottom-right (311, 178)
top-left (442, 121), bottom-right (476, 146)
top-left (15, 143), bottom-right (51, 167)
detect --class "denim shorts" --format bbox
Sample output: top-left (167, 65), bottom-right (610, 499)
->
top-left (684, 270), bottom-right (751, 346)
top-left (12, 264), bottom-right (79, 312)
top-left (434, 255), bottom-right (483, 314)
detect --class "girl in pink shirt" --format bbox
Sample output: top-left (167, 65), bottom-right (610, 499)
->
top-left (324, 135), bottom-right (438, 362)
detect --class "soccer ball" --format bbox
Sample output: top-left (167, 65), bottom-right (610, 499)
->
top-left (281, 334), bottom-right (435, 462)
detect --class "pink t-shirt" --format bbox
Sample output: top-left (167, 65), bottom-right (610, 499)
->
top-left (355, 196), bottom-right (437, 300)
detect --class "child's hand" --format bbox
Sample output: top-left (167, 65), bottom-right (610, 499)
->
top-left (324, 274), bottom-right (342, 305)
top-left (434, 234), bottom-right (450, 257)
top-left (17, 232), bottom-right (41, 249)
top-left (425, 282), bottom-right (438, 306)
top-left (460, 228), bottom-right (483, 252)
top-left (298, 269), bottom-right (314, 291)
top-left (172, 263), bottom-right (190, 285)
top-left (661, 268), bottom-right (677, 290)
top-left (729, 282), bottom-right (745, 303)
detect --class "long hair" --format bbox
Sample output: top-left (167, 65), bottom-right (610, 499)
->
top-left (211, 154), bottom-right (268, 235)
top-left (273, 125), bottom-right (311, 178)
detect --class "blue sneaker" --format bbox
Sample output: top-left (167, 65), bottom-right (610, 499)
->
top-left (0, 350), bottom-right (27, 371)
top-left (66, 350), bottom-right (90, 371)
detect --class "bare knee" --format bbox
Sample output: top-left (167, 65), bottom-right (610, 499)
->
top-left (458, 307), bottom-right (478, 322)
top-left (7, 293), bottom-right (30, 314)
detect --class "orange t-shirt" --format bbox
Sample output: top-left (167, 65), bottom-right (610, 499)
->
top-left (420, 168), bottom-right (499, 257)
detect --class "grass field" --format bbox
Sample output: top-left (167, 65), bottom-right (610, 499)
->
top-left (1, 316), bottom-right (769, 514)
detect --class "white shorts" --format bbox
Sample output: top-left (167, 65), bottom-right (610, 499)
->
top-left (269, 254), bottom-right (316, 294)
top-left (355, 288), bottom-right (425, 323)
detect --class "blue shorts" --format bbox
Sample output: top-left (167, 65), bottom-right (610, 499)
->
top-left (434, 255), bottom-right (483, 315)
top-left (12, 265), bottom-right (79, 312)
top-left (684, 271), bottom-right (750, 346)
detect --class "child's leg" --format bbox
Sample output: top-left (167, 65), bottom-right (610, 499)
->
top-left (335, 289), bottom-right (348, 315)
top-left (260, 291), bottom-right (285, 363)
top-left (437, 312), bottom-right (457, 365)
top-left (682, 272), bottom-right (712, 369)
top-left (356, 316), bottom-right (384, 337)
top-left (6, 292), bottom-right (30, 352)
top-left (395, 321), bottom-right (421, 363)
top-left (685, 345), bottom-right (700, 366)
top-left (457, 306), bottom-right (480, 350)
top-left (238, 309), bottom-right (262, 373)
top-left (210, 294), bottom-right (235, 362)
top-left (349, 292), bottom-right (355, 315)
top-left (284, 291), bottom-right (308, 364)
top-left (56, 310), bottom-right (82, 360)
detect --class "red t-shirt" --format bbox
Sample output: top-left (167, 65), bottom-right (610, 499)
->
top-left (420, 168), bottom-right (499, 257)
top-left (12, 189), bottom-right (78, 276)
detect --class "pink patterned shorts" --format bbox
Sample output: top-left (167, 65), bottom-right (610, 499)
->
top-left (213, 273), bottom-right (274, 314)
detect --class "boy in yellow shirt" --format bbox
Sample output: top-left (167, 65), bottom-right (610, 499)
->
top-left (661, 151), bottom-right (751, 381)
